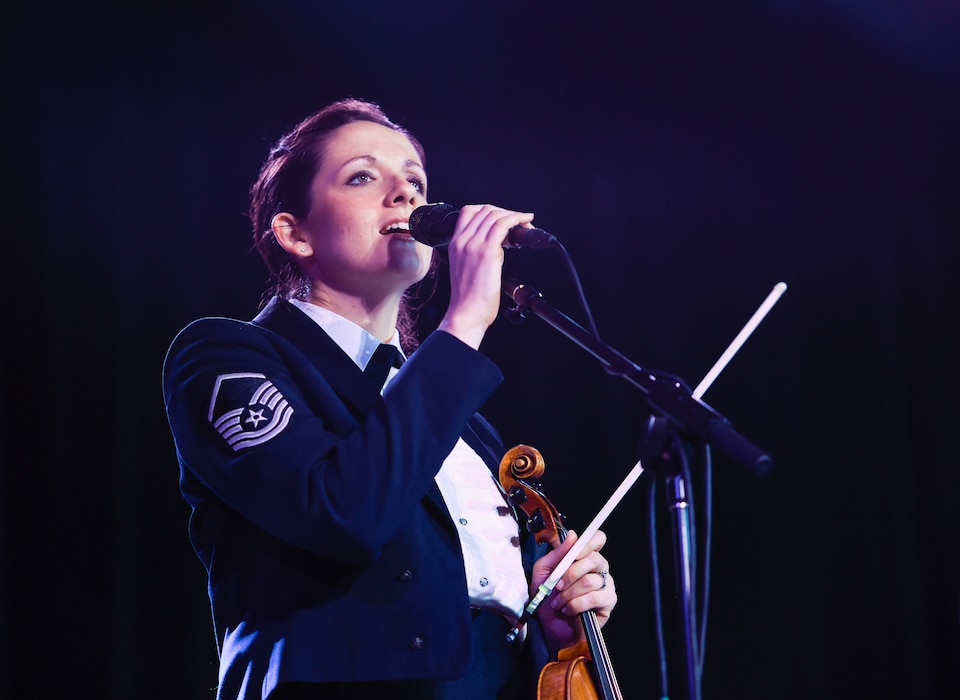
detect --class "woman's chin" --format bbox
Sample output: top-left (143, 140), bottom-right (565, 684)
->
top-left (388, 243), bottom-right (433, 281)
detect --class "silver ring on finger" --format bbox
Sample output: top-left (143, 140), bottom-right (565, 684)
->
top-left (597, 569), bottom-right (608, 590)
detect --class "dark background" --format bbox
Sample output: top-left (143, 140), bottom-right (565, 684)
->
top-left (4, 1), bottom-right (958, 698)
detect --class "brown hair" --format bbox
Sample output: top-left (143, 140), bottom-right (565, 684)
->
top-left (249, 98), bottom-right (432, 350)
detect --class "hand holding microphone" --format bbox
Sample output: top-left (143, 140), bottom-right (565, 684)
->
top-left (410, 203), bottom-right (558, 249)
top-left (431, 204), bottom-right (541, 349)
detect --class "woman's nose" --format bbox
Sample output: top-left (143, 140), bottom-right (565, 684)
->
top-left (389, 177), bottom-right (421, 206)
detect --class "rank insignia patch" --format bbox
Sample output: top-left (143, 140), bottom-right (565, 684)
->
top-left (207, 373), bottom-right (294, 451)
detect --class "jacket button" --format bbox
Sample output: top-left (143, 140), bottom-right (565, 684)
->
top-left (409, 636), bottom-right (425, 650)
top-left (397, 569), bottom-right (414, 582)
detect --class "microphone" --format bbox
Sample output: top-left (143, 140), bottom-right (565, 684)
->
top-left (408, 203), bottom-right (557, 249)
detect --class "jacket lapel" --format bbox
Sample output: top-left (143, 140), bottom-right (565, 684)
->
top-left (252, 297), bottom-right (384, 417)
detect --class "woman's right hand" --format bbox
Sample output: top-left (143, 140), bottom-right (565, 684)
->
top-left (437, 204), bottom-right (535, 349)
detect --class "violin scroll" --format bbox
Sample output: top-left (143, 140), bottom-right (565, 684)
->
top-left (499, 444), bottom-right (564, 547)
top-left (503, 443), bottom-right (546, 480)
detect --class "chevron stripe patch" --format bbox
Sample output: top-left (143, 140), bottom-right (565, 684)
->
top-left (207, 372), bottom-right (294, 452)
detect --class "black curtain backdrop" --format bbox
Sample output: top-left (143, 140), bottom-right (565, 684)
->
top-left (4, 1), bottom-right (958, 698)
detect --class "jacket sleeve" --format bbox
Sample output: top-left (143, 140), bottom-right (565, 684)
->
top-left (162, 317), bottom-right (503, 564)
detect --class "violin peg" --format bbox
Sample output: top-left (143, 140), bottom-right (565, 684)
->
top-left (507, 485), bottom-right (527, 506)
top-left (527, 508), bottom-right (546, 534)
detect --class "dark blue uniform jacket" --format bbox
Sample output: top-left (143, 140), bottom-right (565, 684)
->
top-left (163, 298), bottom-right (547, 699)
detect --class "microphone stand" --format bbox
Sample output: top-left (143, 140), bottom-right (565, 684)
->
top-left (503, 279), bottom-right (772, 476)
top-left (502, 278), bottom-right (773, 700)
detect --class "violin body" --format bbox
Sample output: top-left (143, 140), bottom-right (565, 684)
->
top-left (538, 641), bottom-right (600, 700)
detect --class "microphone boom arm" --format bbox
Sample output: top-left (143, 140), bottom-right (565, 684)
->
top-left (502, 278), bottom-right (772, 476)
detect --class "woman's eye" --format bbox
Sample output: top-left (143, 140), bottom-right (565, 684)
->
top-left (347, 171), bottom-right (374, 186)
top-left (409, 177), bottom-right (425, 193)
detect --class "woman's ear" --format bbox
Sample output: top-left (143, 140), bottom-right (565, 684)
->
top-left (271, 212), bottom-right (313, 258)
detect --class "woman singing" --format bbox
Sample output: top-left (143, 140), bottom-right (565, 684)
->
top-left (163, 98), bottom-right (616, 699)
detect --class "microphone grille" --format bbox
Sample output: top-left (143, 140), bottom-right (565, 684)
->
top-left (410, 203), bottom-right (457, 246)
top-left (408, 204), bottom-right (432, 231)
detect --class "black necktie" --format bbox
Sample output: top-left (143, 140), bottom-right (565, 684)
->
top-left (363, 343), bottom-right (404, 391)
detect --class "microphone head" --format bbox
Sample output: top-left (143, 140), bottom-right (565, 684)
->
top-left (409, 202), bottom-right (459, 247)
top-left (410, 202), bottom-right (557, 250)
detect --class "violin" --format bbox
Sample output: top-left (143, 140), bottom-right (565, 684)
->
top-left (499, 445), bottom-right (624, 700)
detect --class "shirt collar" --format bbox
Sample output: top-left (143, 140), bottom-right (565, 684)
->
top-left (288, 299), bottom-right (403, 371)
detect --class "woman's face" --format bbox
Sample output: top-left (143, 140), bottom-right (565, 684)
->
top-left (297, 120), bottom-right (433, 303)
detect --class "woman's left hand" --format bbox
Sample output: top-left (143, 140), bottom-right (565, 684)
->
top-left (531, 529), bottom-right (617, 654)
